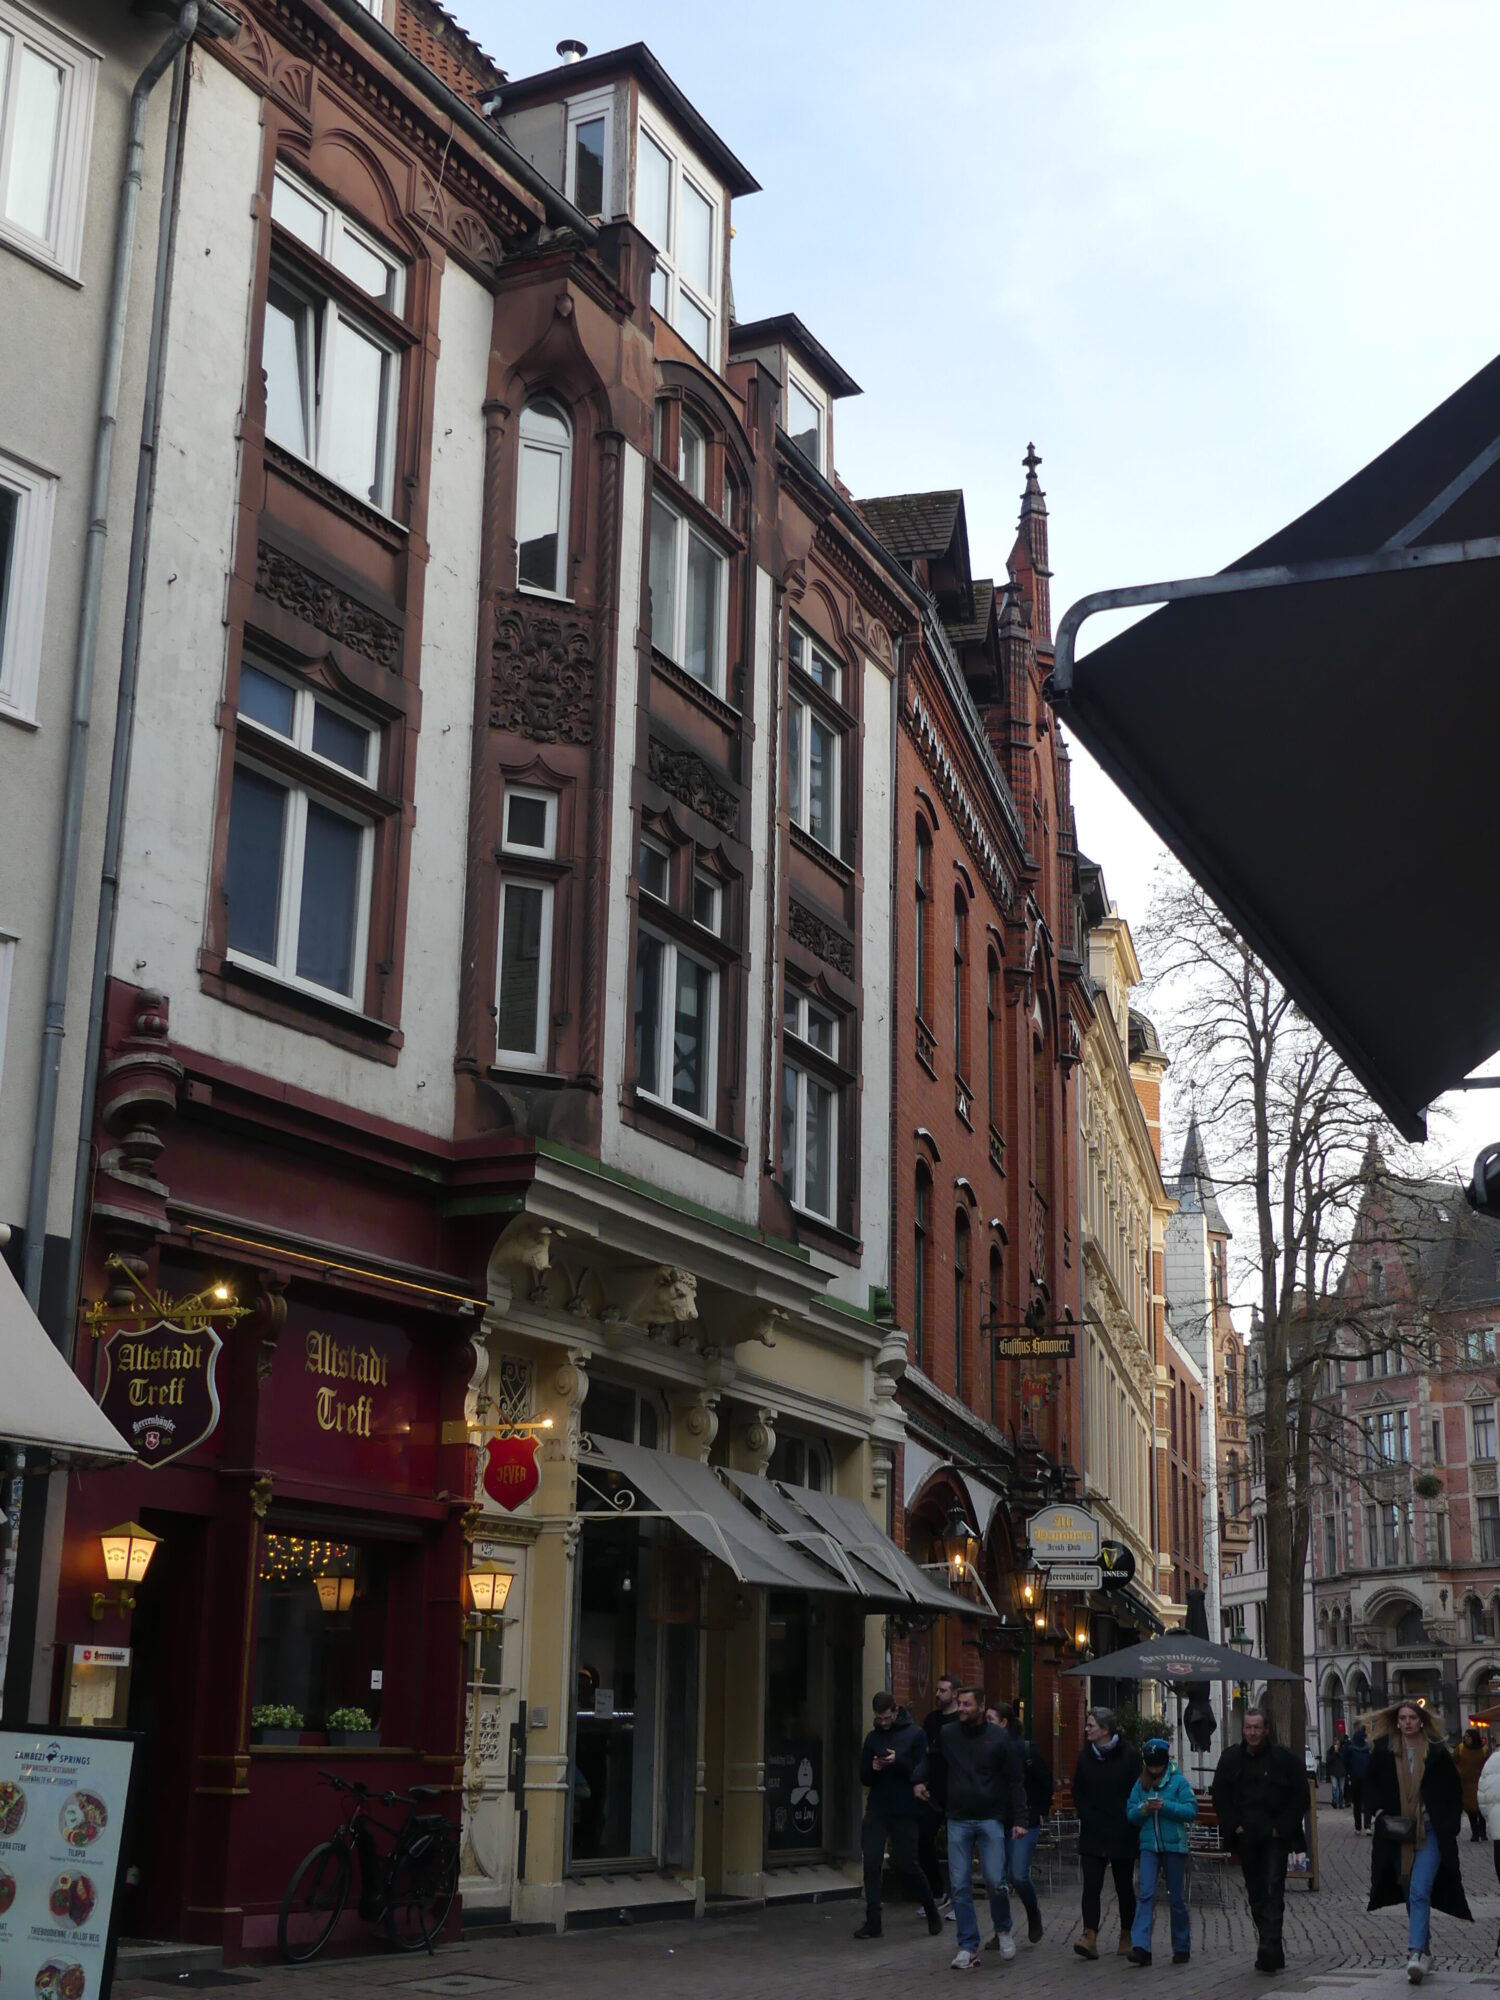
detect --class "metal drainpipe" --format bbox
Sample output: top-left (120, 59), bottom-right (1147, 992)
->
top-left (61, 33), bottom-right (193, 1336)
top-left (21, 0), bottom-right (201, 1325)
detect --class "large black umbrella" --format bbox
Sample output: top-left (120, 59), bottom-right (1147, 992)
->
top-left (1048, 352), bottom-right (1500, 1141)
top-left (1064, 1632), bottom-right (1303, 1683)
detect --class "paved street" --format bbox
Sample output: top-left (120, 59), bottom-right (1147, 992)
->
top-left (116, 1807), bottom-right (1500, 1999)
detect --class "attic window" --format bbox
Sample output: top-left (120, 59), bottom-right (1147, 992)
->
top-left (565, 92), bottom-right (612, 220)
top-left (786, 373), bottom-right (824, 473)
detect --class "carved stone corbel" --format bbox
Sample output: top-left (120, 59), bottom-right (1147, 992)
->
top-left (674, 1391), bottom-right (720, 1463)
top-left (741, 1408), bottom-right (777, 1476)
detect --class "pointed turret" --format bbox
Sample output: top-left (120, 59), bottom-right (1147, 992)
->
top-left (1174, 1114), bottom-right (1231, 1237)
top-left (1017, 443), bottom-right (1052, 645)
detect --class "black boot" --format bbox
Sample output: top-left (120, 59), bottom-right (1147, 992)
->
top-left (854, 1918), bottom-right (882, 1939)
top-left (925, 1904), bottom-right (943, 1936)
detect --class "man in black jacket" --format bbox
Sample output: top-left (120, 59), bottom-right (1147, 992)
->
top-left (1211, 1706), bottom-right (1306, 1973)
top-left (915, 1686), bottom-right (1027, 1970)
top-left (855, 1691), bottom-right (943, 1940)
top-left (919, 1676), bottom-right (958, 1903)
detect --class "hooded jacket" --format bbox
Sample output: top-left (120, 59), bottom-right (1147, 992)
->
top-left (1345, 1727), bottom-right (1371, 1780)
top-left (1366, 1719), bottom-right (1472, 1924)
top-left (1127, 1759), bottom-right (1199, 1855)
top-left (859, 1708), bottom-right (928, 1821)
top-left (1072, 1734), bottom-right (1142, 1859)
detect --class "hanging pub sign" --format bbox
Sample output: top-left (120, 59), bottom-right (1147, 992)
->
top-left (483, 1434), bottom-right (540, 1511)
top-left (88, 1259), bottom-right (249, 1470)
top-left (1099, 1540), bottom-right (1137, 1589)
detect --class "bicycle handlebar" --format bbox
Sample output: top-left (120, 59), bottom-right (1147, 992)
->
top-left (317, 1769), bottom-right (417, 1809)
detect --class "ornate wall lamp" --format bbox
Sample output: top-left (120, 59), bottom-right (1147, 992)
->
top-left (91, 1522), bottom-right (161, 1620)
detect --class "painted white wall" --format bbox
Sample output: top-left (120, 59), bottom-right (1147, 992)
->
top-left (115, 63), bottom-right (484, 1137)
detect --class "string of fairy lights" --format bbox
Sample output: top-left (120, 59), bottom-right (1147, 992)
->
top-left (257, 1533), bottom-right (353, 1585)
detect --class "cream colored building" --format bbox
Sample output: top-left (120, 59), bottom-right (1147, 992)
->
top-left (1078, 864), bottom-right (1179, 1642)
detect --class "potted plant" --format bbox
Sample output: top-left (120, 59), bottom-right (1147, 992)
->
top-left (326, 1705), bottom-right (378, 1748)
top-left (250, 1703), bottom-right (304, 1746)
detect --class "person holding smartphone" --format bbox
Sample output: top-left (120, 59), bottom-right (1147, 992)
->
top-left (856, 1690), bottom-right (943, 1940)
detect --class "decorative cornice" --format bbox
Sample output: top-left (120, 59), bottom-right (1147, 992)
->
top-left (907, 683), bottom-right (1017, 915)
top-left (789, 898), bottom-right (854, 978)
top-left (491, 601), bottom-right (594, 743)
top-left (646, 734), bottom-right (738, 834)
top-left (255, 541), bottom-right (402, 670)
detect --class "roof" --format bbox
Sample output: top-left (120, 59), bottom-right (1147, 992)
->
top-left (1128, 1009), bottom-right (1162, 1061)
top-left (392, 0), bottom-right (505, 104)
top-left (943, 575), bottom-right (996, 648)
top-left (1360, 1168), bottom-right (1500, 1309)
top-left (1048, 349), bottom-right (1500, 1141)
top-left (500, 42), bottom-right (760, 197)
top-left (857, 490), bottom-right (966, 565)
top-left (729, 314), bottom-right (861, 399)
top-left (1173, 1115), bottom-right (1231, 1237)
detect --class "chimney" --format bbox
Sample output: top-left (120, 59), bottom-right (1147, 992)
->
top-left (557, 38), bottom-right (587, 63)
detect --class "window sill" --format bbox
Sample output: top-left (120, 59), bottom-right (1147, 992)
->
top-left (0, 700), bottom-right (39, 733)
top-left (789, 821), bottom-right (853, 883)
top-left (199, 950), bottom-right (402, 1064)
top-left (488, 1063), bottom-right (574, 1088)
top-left (622, 1089), bottom-right (747, 1167)
top-left (788, 1203), bottom-right (862, 1264)
top-left (264, 441), bottom-right (407, 548)
top-left (516, 583), bottom-right (576, 606)
top-left (0, 225), bottom-right (83, 289)
top-left (651, 648), bottom-right (740, 728)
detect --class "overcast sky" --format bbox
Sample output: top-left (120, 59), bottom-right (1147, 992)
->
top-left (476, 0), bottom-right (1500, 1185)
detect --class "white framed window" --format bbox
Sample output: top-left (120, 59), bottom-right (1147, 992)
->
top-left (633, 928), bottom-right (717, 1123)
top-left (0, 445), bottom-right (56, 723)
top-left (785, 369), bottom-right (827, 474)
top-left (786, 623), bottom-right (841, 851)
top-left (692, 870), bottom-right (721, 934)
top-left (1473, 1401), bottom-right (1497, 1462)
top-left (0, 2), bottom-right (97, 278)
top-left (678, 412), bottom-right (706, 500)
top-left (781, 986), bottom-right (838, 1221)
top-left (224, 661), bottom-right (378, 1004)
top-left (564, 89), bottom-right (612, 219)
top-left (495, 788), bottom-right (557, 1068)
top-left (649, 494), bottom-right (728, 693)
top-left (265, 165), bottom-right (405, 512)
top-left (516, 397), bottom-right (572, 596)
top-left (0, 925), bottom-right (14, 1098)
top-left (638, 835), bottom-right (670, 903)
top-left (634, 117), bottom-right (720, 366)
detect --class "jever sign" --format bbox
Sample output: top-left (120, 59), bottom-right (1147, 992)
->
top-left (483, 1434), bottom-right (540, 1511)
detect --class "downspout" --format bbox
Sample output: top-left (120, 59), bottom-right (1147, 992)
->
top-left (62, 20), bottom-right (202, 1335)
top-left (21, 0), bottom-right (205, 1325)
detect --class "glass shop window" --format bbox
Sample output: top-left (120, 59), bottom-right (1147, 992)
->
top-left (764, 1590), bottom-right (827, 1858)
top-left (252, 1529), bottom-right (392, 1736)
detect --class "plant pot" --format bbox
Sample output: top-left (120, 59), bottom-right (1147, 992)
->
top-left (327, 1729), bottom-right (379, 1747)
top-left (251, 1727), bottom-right (301, 1746)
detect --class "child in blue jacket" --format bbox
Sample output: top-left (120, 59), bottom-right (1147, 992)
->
top-left (1126, 1737), bottom-right (1198, 1965)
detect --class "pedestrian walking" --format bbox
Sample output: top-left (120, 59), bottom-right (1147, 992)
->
top-left (914, 1685), bottom-right (1027, 1971)
top-left (1347, 1723), bottom-right (1372, 1832)
top-left (1125, 1736), bottom-right (1197, 1967)
top-left (1210, 1704), bottom-right (1304, 1974)
top-left (1366, 1699), bottom-right (1472, 1985)
top-left (920, 1675), bottom-right (959, 1907)
top-left (854, 1691), bottom-right (943, 1941)
top-left (1475, 1729), bottom-right (1500, 1955)
top-left (995, 1708), bottom-right (1052, 1946)
top-left (1455, 1727), bottom-right (1488, 1842)
top-left (1072, 1706), bottom-right (1141, 1960)
top-left (1327, 1735), bottom-right (1347, 1810)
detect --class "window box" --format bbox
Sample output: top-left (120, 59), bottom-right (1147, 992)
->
top-left (250, 1726), bottom-right (302, 1746)
top-left (326, 1727), bottom-right (379, 1748)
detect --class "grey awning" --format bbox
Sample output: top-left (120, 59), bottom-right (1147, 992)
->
top-left (719, 1468), bottom-right (902, 1603)
top-left (1048, 351), bottom-right (1500, 1141)
top-left (787, 1486), bottom-right (978, 1616)
top-left (583, 1436), bottom-right (850, 1593)
top-left (1, 1256), bottom-right (132, 1460)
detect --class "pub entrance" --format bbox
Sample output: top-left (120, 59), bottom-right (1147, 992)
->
top-left (121, 1508), bottom-right (206, 1940)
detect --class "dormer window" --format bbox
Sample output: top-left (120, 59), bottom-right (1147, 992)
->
top-left (786, 371), bottom-right (826, 473)
top-left (635, 117), bottom-right (720, 366)
top-left (565, 90), bottom-right (612, 218)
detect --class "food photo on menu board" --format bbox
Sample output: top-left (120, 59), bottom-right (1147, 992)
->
top-left (0, 1731), bottom-right (134, 1998)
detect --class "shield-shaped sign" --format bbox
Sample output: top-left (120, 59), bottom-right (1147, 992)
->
top-left (483, 1433), bottom-right (540, 1511)
top-left (97, 1316), bottom-right (223, 1470)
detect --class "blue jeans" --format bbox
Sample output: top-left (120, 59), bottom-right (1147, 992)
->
top-left (1331, 1775), bottom-right (1345, 1807)
top-left (947, 1816), bottom-right (1008, 1954)
top-left (1407, 1826), bottom-right (1441, 1951)
top-left (1131, 1847), bottom-right (1189, 1958)
top-left (990, 1826), bottom-right (1040, 1932)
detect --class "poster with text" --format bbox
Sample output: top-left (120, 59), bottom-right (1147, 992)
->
top-left (0, 1728), bottom-right (135, 1998)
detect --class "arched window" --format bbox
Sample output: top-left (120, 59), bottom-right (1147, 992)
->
top-left (986, 950), bottom-right (1001, 1133)
top-left (1467, 1596), bottom-right (1487, 1643)
top-left (913, 1165), bottom-right (931, 1369)
top-left (517, 396), bottom-right (572, 595)
top-left (954, 1210), bottom-right (971, 1399)
top-left (953, 891), bottom-right (969, 1076)
top-left (914, 827), bottom-right (932, 1022)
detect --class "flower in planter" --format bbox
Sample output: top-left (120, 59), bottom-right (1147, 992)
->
top-left (326, 1707), bottom-right (375, 1733)
top-left (251, 1704), bottom-right (304, 1731)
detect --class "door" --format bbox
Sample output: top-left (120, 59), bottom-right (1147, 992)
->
top-left (461, 1543), bottom-right (528, 1911)
top-left (122, 1510), bottom-right (206, 1938)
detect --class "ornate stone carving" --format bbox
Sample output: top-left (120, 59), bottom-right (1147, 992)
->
top-left (789, 899), bottom-right (854, 978)
top-left (487, 1214), bottom-right (561, 1303)
top-left (250, 1474), bottom-right (274, 1519)
top-left (94, 989), bottom-right (183, 1266)
top-left (491, 604), bottom-right (594, 742)
top-left (254, 542), bottom-right (402, 670)
top-left (647, 736), bottom-right (737, 833)
top-left (675, 1391), bottom-right (720, 1463)
top-left (742, 1409), bottom-right (777, 1475)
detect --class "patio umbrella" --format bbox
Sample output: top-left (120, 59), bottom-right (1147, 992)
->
top-left (1064, 1632), bottom-right (1303, 1683)
top-left (1181, 1587), bottom-right (1217, 1753)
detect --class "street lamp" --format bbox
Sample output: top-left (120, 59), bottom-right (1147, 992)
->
top-left (314, 1572), bottom-right (356, 1614)
top-left (466, 1564), bottom-right (515, 1638)
top-left (91, 1522), bottom-right (161, 1620)
top-left (941, 1504), bottom-right (981, 1586)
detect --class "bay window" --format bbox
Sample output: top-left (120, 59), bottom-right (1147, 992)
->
top-left (516, 397), bottom-right (572, 595)
top-left (495, 787), bottom-right (558, 1068)
top-left (634, 120), bottom-right (720, 365)
top-left (264, 165), bottom-right (405, 512)
top-left (225, 661), bottom-right (378, 1005)
top-left (781, 986), bottom-right (839, 1221)
top-left (649, 493), bottom-right (727, 693)
top-left (787, 624), bottom-right (842, 852)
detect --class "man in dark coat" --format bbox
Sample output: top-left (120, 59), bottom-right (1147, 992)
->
top-left (918, 1675), bottom-right (957, 1902)
top-left (1211, 1705), bottom-right (1306, 1973)
top-left (1347, 1724), bottom-right (1372, 1832)
top-left (855, 1691), bottom-right (943, 1940)
top-left (1366, 1700), bottom-right (1472, 1983)
top-left (914, 1687), bottom-right (1027, 1970)
top-left (1071, 1707), bottom-right (1142, 1959)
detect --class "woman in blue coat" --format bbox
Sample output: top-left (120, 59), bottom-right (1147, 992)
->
top-left (1126, 1737), bottom-right (1199, 1966)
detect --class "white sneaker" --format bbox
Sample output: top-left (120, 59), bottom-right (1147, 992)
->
top-left (952, 1948), bottom-right (982, 1970)
top-left (1406, 1949), bottom-right (1425, 1985)
top-left (946, 1906), bottom-right (957, 1921)
top-left (998, 1929), bottom-right (1017, 1960)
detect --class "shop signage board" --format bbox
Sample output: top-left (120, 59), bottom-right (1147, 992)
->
top-left (266, 1303), bottom-right (437, 1495)
top-left (482, 1434), bottom-right (540, 1511)
top-left (1100, 1540), bottom-right (1137, 1589)
top-left (96, 1317), bottom-right (222, 1469)
top-left (0, 1724), bottom-right (137, 1999)
top-left (1026, 1503), bottom-right (1102, 1565)
top-left (994, 1330), bottom-right (1077, 1360)
top-left (1044, 1563), bottom-right (1102, 1591)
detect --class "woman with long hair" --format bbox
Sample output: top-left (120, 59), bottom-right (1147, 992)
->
top-left (1365, 1699), bottom-right (1472, 1985)
top-left (1071, 1707), bottom-right (1141, 1960)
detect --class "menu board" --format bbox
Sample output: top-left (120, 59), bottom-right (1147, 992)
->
top-left (0, 1728), bottom-right (136, 1999)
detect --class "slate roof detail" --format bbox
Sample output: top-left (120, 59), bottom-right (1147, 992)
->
top-left (1174, 1114), bottom-right (1231, 1237)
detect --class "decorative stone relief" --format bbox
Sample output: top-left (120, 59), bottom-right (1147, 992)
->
top-left (491, 604), bottom-right (594, 742)
top-left (788, 899), bottom-right (855, 978)
top-left (741, 1409), bottom-right (777, 1475)
top-left (254, 542), bottom-right (402, 671)
top-left (874, 1329), bottom-right (907, 1407)
top-left (647, 736), bottom-right (737, 833)
top-left (487, 1214), bottom-right (560, 1303)
top-left (675, 1390), bottom-right (720, 1463)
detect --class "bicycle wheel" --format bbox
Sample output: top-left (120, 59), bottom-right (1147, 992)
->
top-left (278, 1838), bottom-right (352, 1963)
top-left (385, 1826), bottom-right (459, 1952)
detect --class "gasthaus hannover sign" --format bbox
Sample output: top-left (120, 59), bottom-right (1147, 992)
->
top-left (1026, 1504), bottom-right (1102, 1565)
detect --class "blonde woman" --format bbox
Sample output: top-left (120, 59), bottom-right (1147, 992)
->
top-left (1365, 1700), bottom-right (1473, 1984)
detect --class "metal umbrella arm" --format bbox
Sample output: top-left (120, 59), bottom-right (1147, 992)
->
top-left (922, 1562), bottom-right (1002, 1620)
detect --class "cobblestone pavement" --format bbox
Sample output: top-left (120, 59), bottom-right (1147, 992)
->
top-left (117, 1808), bottom-right (1500, 1999)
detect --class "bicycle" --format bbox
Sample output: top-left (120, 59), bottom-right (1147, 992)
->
top-left (277, 1770), bottom-right (460, 1963)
